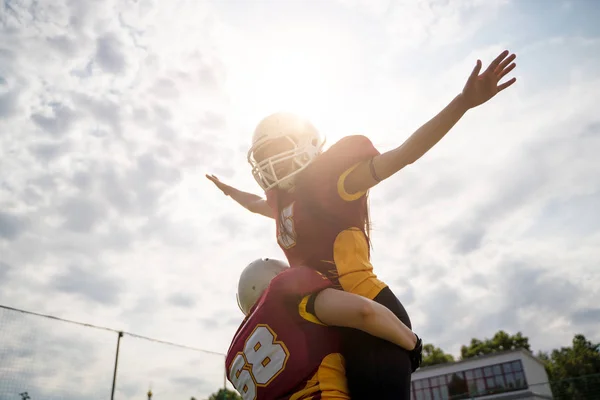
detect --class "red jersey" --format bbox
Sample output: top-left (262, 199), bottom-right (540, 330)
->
top-left (225, 267), bottom-right (349, 400)
top-left (266, 135), bottom-right (387, 300)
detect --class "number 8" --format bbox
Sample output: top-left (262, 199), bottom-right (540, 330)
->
top-left (228, 325), bottom-right (290, 400)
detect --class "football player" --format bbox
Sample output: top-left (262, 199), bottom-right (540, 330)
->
top-left (227, 258), bottom-right (422, 400)
top-left (212, 50), bottom-right (517, 399)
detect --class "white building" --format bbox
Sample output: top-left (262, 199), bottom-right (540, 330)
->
top-left (411, 349), bottom-right (553, 400)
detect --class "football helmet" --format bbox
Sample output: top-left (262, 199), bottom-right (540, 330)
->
top-left (247, 112), bottom-right (325, 191)
top-left (236, 258), bottom-right (289, 315)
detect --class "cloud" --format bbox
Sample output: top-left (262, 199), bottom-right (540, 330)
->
top-left (1, 0), bottom-right (599, 398)
top-left (95, 34), bottom-right (128, 75)
top-left (571, 309), bottom-right (600, 326)
top-left (31, 103), bottom-right (78, 136)
top-left (0, 211), bottom-right (29, 240)
top-left (0, 262), bottom-right (11, 281)
top-left (50, 264), bottom-right (123, 305)
top-left (167, 293), bottom-right (196, 309)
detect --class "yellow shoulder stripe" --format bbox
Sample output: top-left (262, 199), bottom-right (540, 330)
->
top-left (298, 295), bottom-right (327, 326)
top-left (337, 162), bottom-right (367, 202)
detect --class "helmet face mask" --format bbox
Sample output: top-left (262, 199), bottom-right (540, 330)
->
top-left (248, 112), bottom-right (324, 191)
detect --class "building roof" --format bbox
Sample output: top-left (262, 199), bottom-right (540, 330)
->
top-left (414, 348), bottom-right (546, 374)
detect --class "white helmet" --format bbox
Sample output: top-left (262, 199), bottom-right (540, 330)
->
top-left (247, 112), bottom-right (325, 191)
top-left (236, 258), bottom-right (289, 315)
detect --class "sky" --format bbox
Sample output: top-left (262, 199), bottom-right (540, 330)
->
top-left (1, 0), bottom-right (599, 398)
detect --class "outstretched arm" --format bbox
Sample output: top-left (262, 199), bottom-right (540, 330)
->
top-left (345, 50), bottom-right (517, 194)
top-left (313, 288), bottom-right (418, 352)
top-left (206, 174), bottom-right (273, 218)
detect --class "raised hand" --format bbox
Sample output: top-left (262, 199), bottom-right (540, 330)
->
top-left (206, 174), bottom-right (234, 196)
top-left (461, 50), bottom-right (517, 109)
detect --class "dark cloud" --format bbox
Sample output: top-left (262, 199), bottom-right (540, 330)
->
top-left (571, 308), bottom-right (600, 325)
top-left (580, 121), bottom-right (600, 138)
top-left (31, 103), bottom-right (77, 136)
top-left (421, 284), bottom-right (465, 340)
top-left (58, 196), bottom-right (106, 233)
top-left (51, 264), bottom-right (123, 305)
top-left (99, 168), bottom-right (134, 213)
top-left (0, 211), bottom-right (28, 240)
top-left (167, 293), bottom-right (197, 309)
top-left (0, 90), bottom-right (19, 118)
top-left (95, 34), bottom-right (127, 74)
top-left (453, 225), bottom-right (485, 254)
top-left (443, 118), bottom-right (600, 256)
top-left (29, 141), bottom-right (70, 162)
top-left (73, 93), bottom-right (122, 135)
top-left (458, 259), bottom-right (586, 349)
top-left (502, 262), bottom-right (579, 314)
top-left (46, 34), bottom-right (79, 57)
top-left (0, 261), bottom-right (12, 280)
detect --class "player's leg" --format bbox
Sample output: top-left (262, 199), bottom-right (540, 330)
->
top-left (342, 286), bottom-right (413, 399)
top-left (373, 286), bottom-right (412, 329)
top-left (341, 327), bottom-right (412, 400)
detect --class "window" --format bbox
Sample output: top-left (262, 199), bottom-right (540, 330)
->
top-left (412, 360), bottom-right (528, 399)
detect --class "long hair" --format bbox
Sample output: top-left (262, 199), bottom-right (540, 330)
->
top-left (275, 163), bottom-right (374, 253)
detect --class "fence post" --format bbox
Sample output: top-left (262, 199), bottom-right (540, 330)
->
top-left (111, 331), bottom-right (124, 400)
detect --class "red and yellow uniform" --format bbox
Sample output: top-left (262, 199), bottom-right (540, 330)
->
top-left (265, 135), bottom-right (386, 300)
top-left (226, 267), bottom-right (349, 400)
top-left (266, 135), bottom-right (413, 400)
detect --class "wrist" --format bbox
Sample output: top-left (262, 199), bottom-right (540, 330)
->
top-left (454, 93), bottom-right (471, 113)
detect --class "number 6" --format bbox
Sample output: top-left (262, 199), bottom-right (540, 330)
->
top-left (228, 325), bottom-right (290, 400)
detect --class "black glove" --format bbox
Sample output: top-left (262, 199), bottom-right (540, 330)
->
top-left (409, 334), bottom-right (423, 372)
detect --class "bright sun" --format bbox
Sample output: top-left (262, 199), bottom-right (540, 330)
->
top-left (223, 23), bottom-right (358, 143)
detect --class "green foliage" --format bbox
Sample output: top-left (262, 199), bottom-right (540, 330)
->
top-left (538, 334), bottom-right (600, 399)
top-left (207, 388), bottom-right (242, 400)
top-left (421, 343), bottom-right (455, 367)
top-left (211, 333), bottom-right (600, 400)
top-left (460, 330), bottom-right (530, 360)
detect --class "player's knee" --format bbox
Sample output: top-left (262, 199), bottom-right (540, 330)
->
top-left (357, 300), bottom-right (375, 321)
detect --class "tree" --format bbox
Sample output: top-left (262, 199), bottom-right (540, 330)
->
top-left (207, 388), bottom-right (242, 400)
top-left (538, 334), bottom-right (600, 399)
top-left (460, 330), bottom-right (530, 360)
top-left (421, 343), bottom-right (455, 367)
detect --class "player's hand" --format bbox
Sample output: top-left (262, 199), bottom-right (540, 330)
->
top-left (409, 334), bottom-right (423, 373)
top-left (460, 50), bottom-right (517, 110)
top-left (206, 174), bottom-right (233, 196)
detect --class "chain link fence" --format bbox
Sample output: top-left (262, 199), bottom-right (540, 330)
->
top-left (0, 305), bottom-right (227, 400)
